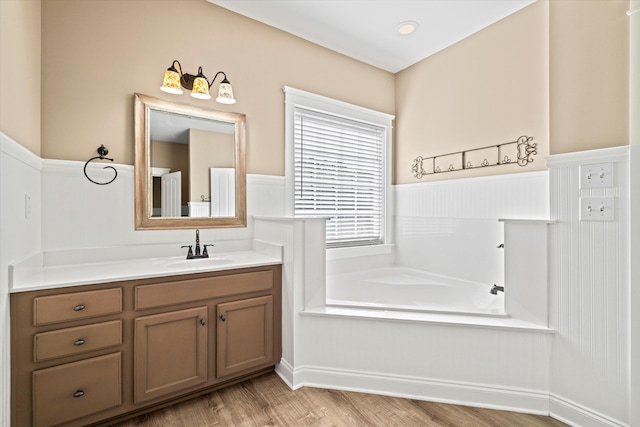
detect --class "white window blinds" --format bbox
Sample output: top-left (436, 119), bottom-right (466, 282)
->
top-left (294, 107), bottom-right (385, 248)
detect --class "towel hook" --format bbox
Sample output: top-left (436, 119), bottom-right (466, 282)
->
top-left (84, 145), bottom-right (117, 185)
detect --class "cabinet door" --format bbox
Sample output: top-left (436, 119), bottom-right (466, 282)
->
top-left (217, 296), bottom-right (273, 378)
top-left (134, 306), bottom-right (208, 403)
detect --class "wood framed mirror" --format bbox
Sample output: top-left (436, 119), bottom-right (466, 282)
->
top-left (134, 93), bottom-right (246, 229)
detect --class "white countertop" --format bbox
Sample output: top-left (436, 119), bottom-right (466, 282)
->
top-left (10, 251), bottom-right (281, 293)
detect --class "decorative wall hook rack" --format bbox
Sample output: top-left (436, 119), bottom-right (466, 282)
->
top-left (84, 145), bottom-right (117, 185)
top-left (411, 135), bottom-right (537, 179)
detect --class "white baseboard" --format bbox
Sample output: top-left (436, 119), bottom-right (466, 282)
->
top-left (278, 364), bottom-right (550, 415)
top-left (550, 395), bottom-right (629, 427)
top-left (276, 364), bottom-right (631, 426)
top-left (275, 359), bottom-right (299, 390)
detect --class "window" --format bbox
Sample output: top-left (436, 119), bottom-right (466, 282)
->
top-left (284, 87), bottom-right (394, 249)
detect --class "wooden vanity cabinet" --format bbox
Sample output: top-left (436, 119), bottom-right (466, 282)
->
top-left (11, 264), bottom-right (282, 427)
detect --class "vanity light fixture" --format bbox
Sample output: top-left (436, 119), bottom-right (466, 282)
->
top-left (160, 60), bottom-right (236, 104)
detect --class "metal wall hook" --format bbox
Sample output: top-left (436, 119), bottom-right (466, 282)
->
top-left (84, 145), bottom-right (117, 185)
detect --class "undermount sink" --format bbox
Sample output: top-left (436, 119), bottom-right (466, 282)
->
top-left (167, 257), bottom-right (233, 270)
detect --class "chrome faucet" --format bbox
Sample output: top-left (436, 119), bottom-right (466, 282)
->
top-left (181, 229), bottom-right (214, 259)
top-left (490, 284), bottom-right (504, 295)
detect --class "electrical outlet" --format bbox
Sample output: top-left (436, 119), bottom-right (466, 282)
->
top-left (580, 196), bottom-right (614, 221)
top-left (580, 162), bottom-right (614, 188)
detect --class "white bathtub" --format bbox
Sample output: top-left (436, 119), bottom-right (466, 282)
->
top-left (326, 266), bottom-right (506, 317)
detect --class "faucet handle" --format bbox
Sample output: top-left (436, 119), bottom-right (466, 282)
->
top-left (181, 245), bottom-right (193, 259)
top-left (202, 244), bottom-right (214, 257)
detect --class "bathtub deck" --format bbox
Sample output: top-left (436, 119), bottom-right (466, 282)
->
top-left (303, 305), bottom-right (553, 333)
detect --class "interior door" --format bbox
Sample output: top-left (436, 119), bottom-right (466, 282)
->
top-left (210, 168), bottom-right (235, 217)
top-left (161, 171), bottom-right (181, 217)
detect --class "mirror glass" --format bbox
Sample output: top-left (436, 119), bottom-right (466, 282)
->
top-left (134, 93), bottom-right (246, 229)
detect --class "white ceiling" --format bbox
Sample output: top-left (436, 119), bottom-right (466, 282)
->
top-left (150, 110), bottom-right (234, 144)
top-left (208, 0), bottom-right (537, 73)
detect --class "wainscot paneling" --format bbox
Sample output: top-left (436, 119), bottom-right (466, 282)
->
top-left (40, 158), bottom-right (285, 252)
top-left (547, 146), bottom-right (630, 427)
top-left (393, 171), bottom-right (549, 284)
top-left (0, 132), bottom-right (43, 427)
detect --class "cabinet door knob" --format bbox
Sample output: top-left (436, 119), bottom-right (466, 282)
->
top-left (73, 390), bottom-right (85, 398)
top-left (73, 304), bottom-right (85, 312)
top-left (74, 338), bottom-right (85, 346)
top-left (200, 318), bottom-right (206, 326)
top-left (220, 314), bottom-right (226, 322)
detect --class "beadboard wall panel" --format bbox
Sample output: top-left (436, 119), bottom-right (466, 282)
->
top-left (548, 147), bottom-right (630, 427)
top-left (393, 171), bottom-right (549, 283)
top-left (394, 170), bottom-right (549, 219)
top-left (40, 159), bottom-right (285, 251)
top-left (0, 132), bottom-right (43, 427)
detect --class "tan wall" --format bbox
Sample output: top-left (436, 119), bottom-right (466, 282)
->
top-left (18, 0), bottom-right (632, 178)
top-left (0, 0), bottom-right (41, 155)
top-left (394, 1), bottom-right (550, 184)
top-left (188, 128), bottom-right (234, 202)
top-left (549, 0), bottom-right (629, 154)
top-left (40, 0), bottom-right (394, 175)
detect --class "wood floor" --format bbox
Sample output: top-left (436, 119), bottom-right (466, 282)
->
top-left (110, 372), bottom-right (568, 427)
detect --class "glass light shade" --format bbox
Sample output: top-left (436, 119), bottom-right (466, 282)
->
top-left (216, 82), bottom-right (236, 104)
top-left (160, 69), bottom-right (183, 94)
top-left (190, 76), bottom-right (211, 99)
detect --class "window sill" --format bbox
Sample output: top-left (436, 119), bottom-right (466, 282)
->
top-left (326, 244), bottom-right (394, 260)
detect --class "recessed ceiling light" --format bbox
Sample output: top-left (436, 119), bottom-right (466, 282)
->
top-left (397, 20), bottom-right (419, 35)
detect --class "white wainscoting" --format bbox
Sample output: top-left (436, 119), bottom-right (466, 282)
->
top-left (41, 159), bottom-right (285, 253)
top-left (394, 170), bottom-right (550, 219)
top-left (547, 146), bottom-right (630, 427)
top-left (257, 214), bottom-right (554, 417)
top-left (297, 308), bottom-right (552, 414)
top-left (4, 142), bottom-right (634, 426)
top-left (255, 217), bottom-right (327, 383)
top-left (0, 132), bottom-right (43, 427)
top-left (393, 171), bottom-right (549, 284)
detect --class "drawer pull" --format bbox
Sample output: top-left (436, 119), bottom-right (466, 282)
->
top-left (73, 390), bottom-right (85, 398)
top-left (200, 318), bottom-right (206, 326)
top-left (73, 304), bottom-right (86, 312)
top-left (73, 338), bottom-right (86, 346)
top-left (220, 314), bottom-right (226, 322)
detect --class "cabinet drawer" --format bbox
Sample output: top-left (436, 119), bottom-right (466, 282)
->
top-left (32, 352), bottom-right (122, 427)
top-left (34, 320), bottom-right (122, 362)
top-left (136, 270), bottom-right (273, 310)
top-left (33, 288), bottom-right (122, 325)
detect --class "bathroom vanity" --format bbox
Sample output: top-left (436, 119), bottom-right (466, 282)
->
top-left (10, 255), bottom-right (281, 427)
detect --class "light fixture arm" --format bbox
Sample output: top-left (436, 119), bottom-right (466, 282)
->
top-left (171, 64), bottom-right (230, 90)
top-left (207, 71), bottom-right (230, 88)
top-left (170, 60), bottom-right (183, 75)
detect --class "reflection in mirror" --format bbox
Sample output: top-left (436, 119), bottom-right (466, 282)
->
top-left (149, 111), bottom-right (236, 218)
top-left (134, 93), bottom-right (246, 229)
